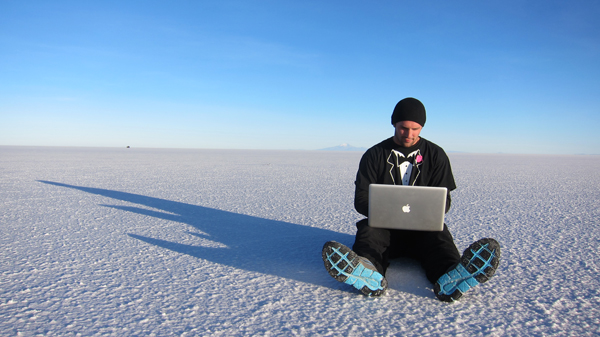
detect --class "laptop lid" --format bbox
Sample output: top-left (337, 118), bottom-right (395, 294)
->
top-left (368, 184), bottom-right (447, 231)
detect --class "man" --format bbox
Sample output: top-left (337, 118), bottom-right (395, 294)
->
top-left (322, 98), bottom-right (500, 302)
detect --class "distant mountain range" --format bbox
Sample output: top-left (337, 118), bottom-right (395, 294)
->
top-left (319, 143), bottom-right (367, 152)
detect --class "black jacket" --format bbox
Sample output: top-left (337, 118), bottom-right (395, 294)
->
top-left (354, 137), bottom-right (456, 217)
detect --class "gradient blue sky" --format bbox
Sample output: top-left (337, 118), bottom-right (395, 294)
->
top-left (1, 1), bottom-right (599, 154)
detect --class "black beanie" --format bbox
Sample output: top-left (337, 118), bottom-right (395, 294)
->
top-left (391, 97), bottom-right (426, 127)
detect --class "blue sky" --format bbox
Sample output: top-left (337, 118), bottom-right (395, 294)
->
top-left (1, 1), bottom-right (599, 154)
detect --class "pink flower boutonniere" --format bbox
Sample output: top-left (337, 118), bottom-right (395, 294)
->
top-left (416, 155), bottom-right (423, 164)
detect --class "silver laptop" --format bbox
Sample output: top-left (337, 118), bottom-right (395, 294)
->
top-left (368, 184), bottom-right (447, 231)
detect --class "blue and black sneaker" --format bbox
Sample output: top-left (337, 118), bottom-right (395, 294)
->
top-left (434, 238), bottom-right (501, 302)
top-left (322, 241), bottom-right (387, 297)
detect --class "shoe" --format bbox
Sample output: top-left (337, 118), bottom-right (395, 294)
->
top-left (322, 241), bottom-right (387, 297)
top-left (434, 238), bottom-right (501, 302)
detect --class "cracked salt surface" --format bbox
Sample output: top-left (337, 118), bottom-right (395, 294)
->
top-left (1, 146), bottom-right (599, 336)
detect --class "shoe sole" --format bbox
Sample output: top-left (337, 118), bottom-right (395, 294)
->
top-left (434, 238), bottom-right (501, 302)
top-left (322, 241), bottom-right (387, 297)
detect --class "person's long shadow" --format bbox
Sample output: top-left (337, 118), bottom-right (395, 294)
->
top-left (38, 180), bottom-right (355, 290)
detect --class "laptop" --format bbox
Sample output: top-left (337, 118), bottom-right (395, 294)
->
top-left (368, 184), bottom-right (447, 231)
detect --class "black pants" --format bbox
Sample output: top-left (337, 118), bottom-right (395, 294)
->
top-left (352, 219), bottom-right (461, 284)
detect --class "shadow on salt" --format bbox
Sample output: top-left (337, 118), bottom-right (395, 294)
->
top-left (38, 180), bottom-right (435, 299)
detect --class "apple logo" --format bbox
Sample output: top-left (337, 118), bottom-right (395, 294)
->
top-left (402, 204), bottom-right (411, 213)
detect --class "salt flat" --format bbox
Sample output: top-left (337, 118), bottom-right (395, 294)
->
top-left (1, 146), bottom-right (599, 336)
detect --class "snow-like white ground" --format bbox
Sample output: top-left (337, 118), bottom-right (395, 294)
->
top-left (1, 146), bottom-right (599, 336)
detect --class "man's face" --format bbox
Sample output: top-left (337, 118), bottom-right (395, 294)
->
top-left (393, 121), bottom-right (423, 147)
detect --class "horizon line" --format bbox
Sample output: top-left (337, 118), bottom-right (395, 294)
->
top-left (1, 144), bottom-right (598, 156)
